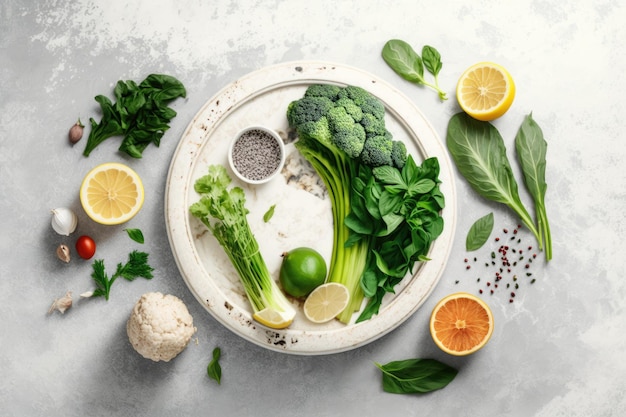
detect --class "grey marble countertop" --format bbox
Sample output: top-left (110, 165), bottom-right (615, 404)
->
top-left (1, 1), bottom-right (624, 416)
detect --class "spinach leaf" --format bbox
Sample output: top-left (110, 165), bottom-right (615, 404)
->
top-left (376, 358), bottom-right (457, 394)
top-left (446, 112), bottom-right (541, 247)
top-left (466, 212), bottom-right (494, 251)
top-left (515, 114), bottom-right (552, 260)
top-left (207, 347), bottom-right (222, 384)
top-left (421, 45), bottom-right (443, 77)
top-left (382, 39), bottom-right (425, 84)
top-left (382, 39), bottom-right (447, 101)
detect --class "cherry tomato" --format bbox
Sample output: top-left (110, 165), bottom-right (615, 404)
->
top-left (75, 235), bottom-right (96, 260)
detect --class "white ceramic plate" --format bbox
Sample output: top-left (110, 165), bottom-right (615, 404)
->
top-left (165, 61), bottom-right (457, 355)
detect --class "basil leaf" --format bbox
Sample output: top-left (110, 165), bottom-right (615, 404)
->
top-left (466, 212), bottom-right (494, 251)
top-left (263, 204), bottom-right (276, 223)
top-left (376, 358), bottom-right (457, 394)
top-left (382, 39), bottom-right (425, 84)
top-left (515, 114), bottom-right (552, 261)
top-left (207, 347), bottom-right (222, 384)
top-left (422, 45), bottom-right (443, 77)
top-left (446, 112), bottom-right (540, 243)
top-left (124, 228), bottom-right (145, 244)
top-left (372, 165), bottom-right (405, 187)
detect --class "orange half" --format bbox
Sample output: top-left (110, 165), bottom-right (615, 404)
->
top-left (429, 292), bottom-right (494, 356)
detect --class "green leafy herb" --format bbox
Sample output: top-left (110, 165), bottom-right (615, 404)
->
top-left (345, 156), bottom-right (445, 322)
top-left (83, 74), bottom-right (186, 158)
top-left (515, 114), bottom-right (552, 260)
top-left (446, 112), bottom-right (542, 251)
top-left (207, 347), bottom-right (222, 384)
top-left (89, 250), bottom-right (154, 300)
top-left (263, 204), bottom-right (276, 223)
top-left (375, 358), bottom-right (457, 394)
top-left (124, 228), bottom-right (145, 244)
top-left (189, 165), bottom-right (295, 323)
top-left (466, 212), bottom-right (494, 251)
top-left (382, 39), bottom-right (447, 101)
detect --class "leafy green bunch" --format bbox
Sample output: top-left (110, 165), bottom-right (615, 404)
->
top-left (83, 74), bottom-right (186, 158)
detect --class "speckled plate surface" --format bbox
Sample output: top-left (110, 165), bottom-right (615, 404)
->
top-left (165, 61), bottom-right (457, 355)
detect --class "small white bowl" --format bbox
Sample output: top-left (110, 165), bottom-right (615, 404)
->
top-left (228, 125), bottom-right (286, 185)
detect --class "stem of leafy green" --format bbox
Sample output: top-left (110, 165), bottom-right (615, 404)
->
top-left (382, 39), bottom-right (448, 101)
top-left (515, 113), bottom-right (552, 260)
top-left (446, 112), bottom-right (542, 250)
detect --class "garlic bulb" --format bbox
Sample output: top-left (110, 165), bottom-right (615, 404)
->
top-left (51, 208), bottom-right (78, 236)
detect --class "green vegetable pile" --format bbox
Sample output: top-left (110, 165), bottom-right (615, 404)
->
top-left (189, 165), bottom-right (296, 322)
top-left (287, 84), bottom-right (445, 323)
top-left (83, 74), bottom-right (186, 158)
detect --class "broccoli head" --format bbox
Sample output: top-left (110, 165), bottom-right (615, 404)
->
top-left (334, 97), bottom-right (363, 122)
top-left (360, 113), bottom-right (387, 137)
top-left (304, 84), bottom-right (342, 101)
top-left (391, 140), bottom-right (408, 169)
top-left (360, 134), bottom-right (393, 167)
top-left (296, 117), bottom-right (332, 145)
top-left (286, 95), bottom-right (334, 126)
top-left (332, 123), bottom-right (366, 158)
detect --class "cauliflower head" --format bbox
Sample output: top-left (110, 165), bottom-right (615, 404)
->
top-left (127, 292), bottom-right (197, 362)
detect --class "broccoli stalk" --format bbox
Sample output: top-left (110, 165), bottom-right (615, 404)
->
top-left (294, 129), bottom-right (370, 322)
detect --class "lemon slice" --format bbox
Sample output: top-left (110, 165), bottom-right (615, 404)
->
top-left (303, 282), bottom-right (350, 324)
top-left (79, 162), bottom-right (145, 225)
top-left (253, 307), bottom-right (295, 329)
top-left (429, 292), bottom-right (494, 356)
top-left (456, 62), bottom-right (515, 121)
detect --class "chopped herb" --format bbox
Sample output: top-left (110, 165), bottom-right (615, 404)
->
top-left (124, 228), bottom-right (145, 244)
top-left (88, 251), bottom-right (154, 300)
top-left (207, 347), bottom-right (222, 384)
top-left (263, 204), bottom-right (276, 223)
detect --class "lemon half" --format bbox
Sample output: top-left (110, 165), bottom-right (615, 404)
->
top-left (456, 62), bottom-right (516, 121)
top-left (79, 162), bottom-right (145, 225)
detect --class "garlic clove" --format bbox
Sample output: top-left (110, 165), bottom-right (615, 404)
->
top-left (51, 208), bottom-right (78, 236)
top-left (48, 291), bottom-right (73, 314)
top-left (56, 244), bottom-right (71, 263)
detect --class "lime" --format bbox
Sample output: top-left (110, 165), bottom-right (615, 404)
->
top-left (279, 247), bottom-right (327, 298)
top-left (303, 283), bottom-right (350, 323)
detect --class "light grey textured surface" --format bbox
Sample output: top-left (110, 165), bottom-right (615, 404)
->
top-left (1, 1), bottom-right (625, 416)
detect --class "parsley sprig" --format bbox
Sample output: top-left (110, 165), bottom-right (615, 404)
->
top-left (89, 250), bottom-right (154, 300)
